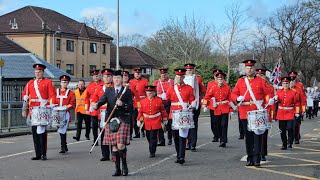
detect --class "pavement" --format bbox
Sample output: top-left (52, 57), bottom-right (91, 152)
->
top-left (0, 114), bottom-right (319, 180)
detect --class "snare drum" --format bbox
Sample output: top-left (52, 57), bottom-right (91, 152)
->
top-left (172, 109), bottom-right (194, 130)
top-left (31, 106), bottom-right (52, 126)
top-left (51, 106), bottom-right (67, 128)
top-left (247, 110), bottom-right (269, 133)
top-left (100, 109), bottom-right (106, 129)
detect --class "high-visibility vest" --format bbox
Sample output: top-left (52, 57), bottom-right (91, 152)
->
top-left (74, 88), bottom-right (87, 114)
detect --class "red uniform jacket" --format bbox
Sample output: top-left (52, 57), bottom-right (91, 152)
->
top-left (266, 82), bottom-right (276, 121)
top-left (204, 81), bottom-right (229, 110)
top-left (276, 89), bottom-right (299, 120)
top-left (166, 84), bottom-right (195, 119)
top-left (196, 75), bottom-right (207, 96)
top-left (129, 77), bottom-right (149, 109)
top-left (203, 83), bottom-right (232, 115)
top-left (52, 89), bottom-right (76, 121)
top-left (137, 96), bottom-right (168, 130)
top-left (85, 80), bottom-right (104, 116)
top-left (92, 83), bottom-right (114, 120)
top-left (231, 76), bottom-right (271, 120)
top-left (292, 86), bottom-right (306, 114)
top-left (153, 78), bottom-right (174, 105)
top-left (22, 78), bottom-right (56, 111)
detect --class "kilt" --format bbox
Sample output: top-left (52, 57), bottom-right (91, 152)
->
top-left (103, 121), bottom-right (130, 145)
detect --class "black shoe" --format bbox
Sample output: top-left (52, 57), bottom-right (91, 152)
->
top-left (112, 169), bottom-right (121, 176)
top-left (294, 140), bottom-right (300, 144)
top-left (238, 136), bottom-right (244, 140)
top-left (157, 143), bottom-right (165, 146)
top-left (59, 150), bottom-right (66, 154)
top-left (175, 159), bottom-right (180, 163)
top-left (288, 144), bottom-right (292, 148)
top-left (246, 161), bottom-right (253, 166)
top-left (41, 156), bottom-right (47, 160)
top-left (122, 165), bottom-right (128, 176)
top-left (178, 158), bottom-right (185, 164)
top-left (191, 147), bottom-right (197, 152)
top-left (73, 136), bottom-right (80, 141)
top-left (185, 146), bottom-right (191, 150)
top-left (100, 157), bottom-right (110, 161)
top-left (86, 137), bottom-right (90, 140)
top-left (133, 134), bottom-right (140, 138)
top-left (168, 139), bottom-right (172, 145)
top-left (65, 147), bottom-right (68, 152)
top-left (212, 137), bottom-right (219, 142)
top-left (281, 146), bottom-right (287, 150)
top-left (219, 143), bottom-right (226, 147)
top-left (254, 162), bottom-right (261, 167)
top-left (261, 156), bottom-right (266, 161)
top-left (31, 156), bottom-right (41, 160)
top-left (149, 153), bottom-right (155, 158)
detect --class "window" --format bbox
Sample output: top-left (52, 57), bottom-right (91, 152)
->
top-left (146, 68), bottom-right (152, 75)
top-left (56, 60), bottom-right (61, 69)
top-left (90, 65), bottom-right (96, 71)
top-left (141, 68), bottom-right (146, 74)
top-left (82, 41), bottom-right (84, 55)
top-left (82, 64), bottom-right (84, 78)
top-left (66, 40), bottom-right (74, 52)
top-left (90, 43), bottom-right (97, 53)
top-left (56, 39), bottom-right (61, 50)
top-left (102, 44), bottom-right (106, 54)
top-left (66, 64), bottom-right (74, 75)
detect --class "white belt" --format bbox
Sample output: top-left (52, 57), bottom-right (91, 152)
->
top-left (140, 96), bottom-right (146, 98)
top-left (143, 112), bottom-right (161, 118)
top-left (241, 100), bottom-right (263, 105)
top-left (171, 102), bottom-right (188, 106)
top-left (30, 99), bottom-right (48, 102)
top-left (216, 100), bottom-right (229, 105)
top-left (278, 106), bottom-right (294, 110)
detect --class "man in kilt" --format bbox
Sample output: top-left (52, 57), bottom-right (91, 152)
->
top-left (94, 70), bottom-right (133, 176)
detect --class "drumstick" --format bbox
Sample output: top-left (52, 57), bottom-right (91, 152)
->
top-left (237, 89), bottom-right (249, 106)
top-left (89, 84), bottom-right (129, 154)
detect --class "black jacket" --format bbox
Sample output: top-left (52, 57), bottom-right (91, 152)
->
top-left (97, 86), bottom-right (133, 124)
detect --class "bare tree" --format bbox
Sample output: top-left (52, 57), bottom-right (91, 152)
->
top-left (83, 14), bottom-right (108, 32)
top-left (213, 3), bottom-right (247, 82)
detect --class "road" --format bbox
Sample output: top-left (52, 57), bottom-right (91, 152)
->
top-left (0, 115), bottom-right (319, 180)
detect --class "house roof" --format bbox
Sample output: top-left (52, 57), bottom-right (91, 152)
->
top-left (110, 46), bottom-right (161, 69)
top-left (0, 53), bottom-right (73, 79)
top-left (0, 6), bottom-right (113, 40)
top-left (0, 35), bottom-right (29, 53)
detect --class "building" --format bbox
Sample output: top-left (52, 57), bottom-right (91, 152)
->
top-left (0, 6), bottom-right (113, 78)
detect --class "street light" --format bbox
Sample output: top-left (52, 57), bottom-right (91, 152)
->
top-left (52, 31), bottom-right (61, 67)
top-left (116, 0), bottom-right (120, 70)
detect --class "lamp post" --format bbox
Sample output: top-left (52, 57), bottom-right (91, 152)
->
top-left (116, 0), bottom-right (120, 70)
top-left (0, 57), bottom-right (4, 132)
top-left (52, 31), bottom-right (61, 67)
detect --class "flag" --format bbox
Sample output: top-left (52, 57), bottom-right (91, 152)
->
top-left (270, 59), bottom-right (281, 85)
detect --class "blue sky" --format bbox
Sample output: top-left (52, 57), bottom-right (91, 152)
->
top-left (0, 0), bottom-right (301, 36)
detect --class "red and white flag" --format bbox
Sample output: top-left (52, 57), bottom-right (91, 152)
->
top-left (270, 59), bottom-right (281, 85)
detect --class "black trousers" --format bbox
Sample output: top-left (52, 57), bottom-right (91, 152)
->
top-left (293, 116), bottom-right (301, 141)
top-left (60, 133), bottom-right (67, 151)
top-left (238, 112), bottom-right (244, 137)
top-left (146, 129), bottom-right (159, 154)
top-left (75, 112), bottom-right (91, 139)
top-left (261, 130), bottom-right (268, 156)
top-left (279, 120), bottom-right (294, 146)
top-left (313, 100), bottom-right (319, 116)
top-left (307, 107), bottom-right (313, 118)
top-left (188, 106), bottom-right (200, 148)
top-left (91, 116), bottom-right (99, 143)
top-left (173, 130), bottom-right (187, 160)
top-left (210, 110), bottom-right (218, 139)
top-left (132, 109), bottom-right (144, 136)
top-left (100, 129), bottom-right (110, 159)
top-left (158, 104), bottom-right (171, 143)
top-left (31, 126), bottom-right (47, 157)
top-left (214, 113), bottom-right (229, 143)
top-left (241, 120), bottom-right (262, 163)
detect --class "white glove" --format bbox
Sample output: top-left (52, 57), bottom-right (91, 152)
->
top-left (161, 93), bottom-right (166, 100)
top-left (273, 95), bottom-right (278, 101)
top-left (202, 106), bottom-right (208, 112)
top-left (237, 96), bottom-right (244, 102)
top-left (268, 98), bottom-right (275, 105)
top-left (163, 120), bottom-right (168, 125)
top-left (295, 114), bottom-right (300, 117)
top-left (137, 120), bottom-right (142, 127)
top-left (23, 95), bottom-right (29, 102)
top-left (191, 101), bottom-right (197, 108)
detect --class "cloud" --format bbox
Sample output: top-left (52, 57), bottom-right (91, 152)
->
top-left (246, 0), bottom-right (269, 19)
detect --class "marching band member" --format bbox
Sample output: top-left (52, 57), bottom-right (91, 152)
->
top-left (306, 87), bottom-right (314, 119)
top-left (256, 68), bottom-right (276, 161)
top-left (92, 69), bottom-right (114, 161)
top-left (237, 75), bottom-right (246, 140)
top-left (313, 86), bottom-right (319, 117)
top-left (183, 63), bottom-right (206, 151)
top-left (122, 70), bottom-right (134, 140)
top-left (153, 68), bottom-right (174, 146)
top-left (122, 70), bottom-right (130, 86)
top-left (129, 68), bottom-right (149, 138)
top-left (137, 86), bottom-right (168, 158)
top-left (22, 64), bottom-right (56, 160)
top-left (289, 72), bottom-right (306, 144)
top-left (166, 68), bottom-right (195, 164)
top-left (276, 77), bottom-right (299, 150)
top-left (73, 80), bottom-right (91, 141)
top-left (85, 70), bottom-right (104, 146)
top-left (94, 70), bottom-right (133, 176)
top-left (203, 72), bottom-right (231, 147)
top-left (231, 60), bottom-right (273, 167)
top-left (53, 75), bottom-right (75, 154)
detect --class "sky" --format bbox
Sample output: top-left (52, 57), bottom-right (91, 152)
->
top-left (0, 0), bottom-right (302, 36)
